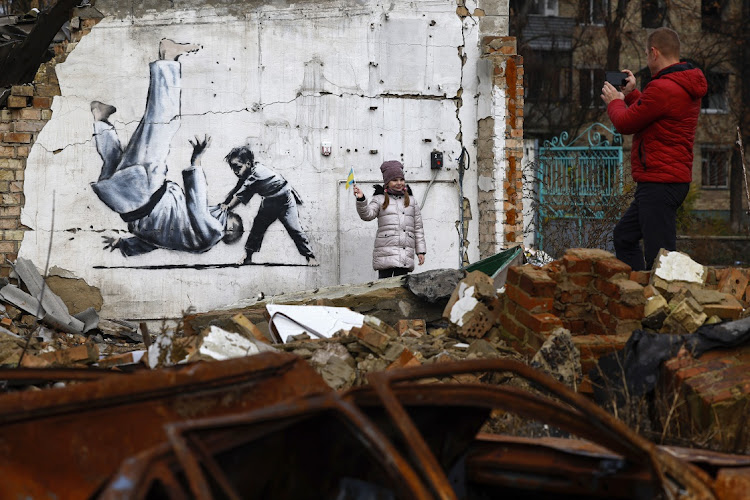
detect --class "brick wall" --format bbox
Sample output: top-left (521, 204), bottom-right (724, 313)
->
top-left (478, 36), bottom-right (524, 259)
top-left (660, 346), bottom-right (750, 454)
top-left (495, 248), bottom-right (749, 449)
top-left (0, 15), bottom-right (100, 278)
top-left (498, 248), bottom-right (644, 381)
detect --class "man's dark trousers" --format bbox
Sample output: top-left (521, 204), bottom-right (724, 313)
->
top-left (613, 182), bottom-right (690, 272)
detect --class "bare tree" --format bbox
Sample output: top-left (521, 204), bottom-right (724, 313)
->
top-left (514, 0), bottom-right (750, 257)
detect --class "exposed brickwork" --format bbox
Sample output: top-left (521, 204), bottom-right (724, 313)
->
top-left (496, 248), bottom-right (648, 391)
top-left (0, 15), bottom-right (101, 276)
top-left (660, 346), bottom-right (750, 454)
top-left (478, 36), bottom-right (524, 258)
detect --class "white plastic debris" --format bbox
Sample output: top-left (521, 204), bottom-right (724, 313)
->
top-left (266, 304), bottom-right (364, 343)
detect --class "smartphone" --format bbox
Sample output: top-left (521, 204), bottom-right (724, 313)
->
top-left (605, 71), bottom-right (628, 87)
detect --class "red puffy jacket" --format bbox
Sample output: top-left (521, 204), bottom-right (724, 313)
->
top-left (607, 62), bottom-right (707, 183)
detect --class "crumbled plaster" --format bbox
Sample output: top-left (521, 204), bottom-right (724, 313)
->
top-left (654, 251), bottom-right (705, 284)
top-left (449, 283), bottom-right (478, 326)
top-left (44, 275), bottom-right (103, 316)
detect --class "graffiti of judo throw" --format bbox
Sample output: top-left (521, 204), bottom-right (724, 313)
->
top-left (89, 39), bottom-right (317, 268)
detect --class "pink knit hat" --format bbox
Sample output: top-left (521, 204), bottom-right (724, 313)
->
top-left (380, 160), bottom-right (405, 185)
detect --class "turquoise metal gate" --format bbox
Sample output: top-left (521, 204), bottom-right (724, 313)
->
top-left (536, 122), bottom-right (623, 253)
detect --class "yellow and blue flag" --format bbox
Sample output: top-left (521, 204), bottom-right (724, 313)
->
top-left (345, 167), bottom-right (355, 189)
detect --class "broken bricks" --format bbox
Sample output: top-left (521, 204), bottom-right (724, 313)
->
top-left (443, 270), bottom-right (501, 338)
top-left (349, 315), bottom-right (397, 353)
top-left (20, 342), bottom-right (99, 368)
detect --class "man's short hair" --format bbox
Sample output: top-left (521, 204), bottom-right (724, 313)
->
top-left (222, 211), bottom-right (244, 244)
top-left (648, 27), bottom-right (680, 60)
top-left (225, 145), bottom-right (254, 166)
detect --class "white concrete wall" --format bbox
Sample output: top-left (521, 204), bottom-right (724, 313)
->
top-left (19, 0), bottom-right (504, 319)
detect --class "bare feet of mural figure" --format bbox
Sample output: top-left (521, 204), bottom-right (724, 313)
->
top-left (158, 38), bottom-right (202, 61)
top-left (90, 100), bottom-right (116, 122)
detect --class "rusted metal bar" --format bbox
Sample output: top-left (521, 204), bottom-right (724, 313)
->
top-left (363, 358), bottom-right (718, 500)
top-left (5, 355), bottom-right (737, 499)
top-left (347, 383), bottom-right (645, 461)
top-left (98, 391), bottom-right (435, 499)
top-left (0, 367), bottom-right (127, 383)
top-left (0, 353), bottom-right (329, 499)
top-left (367, 370), bottom-right (458, 500)
top-left (157, 392), bottom-right (434, 500)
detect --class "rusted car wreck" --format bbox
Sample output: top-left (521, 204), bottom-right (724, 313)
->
top-left (1, 353), bottom-right (748, 499)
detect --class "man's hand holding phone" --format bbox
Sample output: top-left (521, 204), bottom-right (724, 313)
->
top-left (601, 69), bottom-right (635, 105)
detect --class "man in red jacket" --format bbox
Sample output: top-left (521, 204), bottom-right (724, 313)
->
top-left (601, 27), bottom-right (707, 271)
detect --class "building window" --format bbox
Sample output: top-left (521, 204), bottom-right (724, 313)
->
top-left (582, 0), bottom-right (607, 25)
top-left (702, 0), bottom-right (726, 32)
top-left (641, 0), bottom-right (667, 28)
top-left (579, 68), bottom-right (605, 108)
top-left (701, 146), bottom-right (730, 189)
top-left (533, 0), bottom-right (559, 16)
top-left (511, 0), bottom-right (559, 17)
top-left (525, 50), bottom-right (572, 103)
top-left (701, 71), bottom-right (728, 113)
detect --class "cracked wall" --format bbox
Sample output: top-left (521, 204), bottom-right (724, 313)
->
top-left (477, 36), bottom-right (524, 258)
top-left (2, 0), bottom-right (514, 320)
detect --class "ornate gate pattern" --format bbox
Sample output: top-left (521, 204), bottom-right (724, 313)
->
top-left (536, 122), bottom-right (623, 252)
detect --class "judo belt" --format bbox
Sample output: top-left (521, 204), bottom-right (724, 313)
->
top-left (120, 181), bottom-right (168, 223)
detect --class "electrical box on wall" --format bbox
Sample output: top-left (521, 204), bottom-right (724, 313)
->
top-left (430, 151), bottom-right (443, 169)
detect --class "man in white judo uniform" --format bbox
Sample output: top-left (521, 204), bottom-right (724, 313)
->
top-left (91, 39), bottom-right (242, 257)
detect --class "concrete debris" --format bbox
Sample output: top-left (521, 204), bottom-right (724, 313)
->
top-left (0, 257), bottom-right (99, 335)
top-left (652, 249), bottom-right (706, 285)
top-left (530, 328), bottom-right (582, 389)
top-left (309, 342), bottom-right (357, 389)
top-left (189, 325), bottom-right (275, 362)
top-left (405, 268), bottom-right (466, 303)
top-left (642, 294), bottom-right (670, 330)
top-left (96, 318), bottom-right (141, 342)
top-left (0, 250), bottom-right (748, 464)
top-left (147, 329), bottom-right (184, 368)
top-left (662, 296), bottom-right (708, 335)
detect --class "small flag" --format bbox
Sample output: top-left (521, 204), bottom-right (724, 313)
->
top-left (345, 167), bottom-right (355, 189)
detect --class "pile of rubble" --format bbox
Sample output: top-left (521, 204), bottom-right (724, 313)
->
top-left (1, 248), bottom-right (749, 454)
top-left (0, 257), bottom-right (144, 370)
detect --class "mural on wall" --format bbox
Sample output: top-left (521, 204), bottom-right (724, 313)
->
top-left (90, 39), bottom-right (316, 268)
top-left (222, 145), bottom-right (317, 266)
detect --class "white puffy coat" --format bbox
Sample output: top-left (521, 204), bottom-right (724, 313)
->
top-left (357, 187), bottom-right (426, 271)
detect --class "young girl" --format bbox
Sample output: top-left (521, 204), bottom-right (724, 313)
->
top-left (353, 160), bottom-right (426, 278)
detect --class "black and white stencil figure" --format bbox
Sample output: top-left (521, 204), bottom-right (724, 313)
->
top-left (90, 39), bottom-right (243, 257)
top-left (222, 146), bottom-right (317, 266)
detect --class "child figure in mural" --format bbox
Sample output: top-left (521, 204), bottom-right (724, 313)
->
top-left (90, 39), bottom-right (243, 257)
top-left (221, 146), bottom-right (318, 266)
top-left (352, 160), bottom-right (426, 279)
